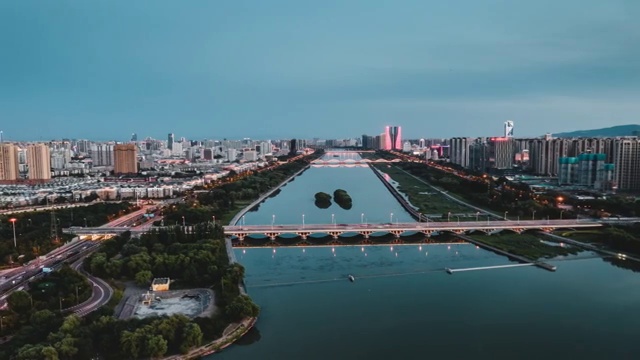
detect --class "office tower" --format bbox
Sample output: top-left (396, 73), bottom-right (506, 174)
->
top-left (289, 139), bottom-right (297, 155)
top-left (504, 121), bottom-right (514, 138)
top-left (0, 143), bottom-right (19, 181)
top-left (226, 148), bottom-right (237, 162)
top-left (131, 133), bottom-right (138, 142)
top-left (90, 143), bottom-right (115, 166)
top-left (114, 144), bottom-right (138, 175)
top-left (167, 133), bottom-right (174, 151)
top-left (27, 144), bottom-right (52, 181)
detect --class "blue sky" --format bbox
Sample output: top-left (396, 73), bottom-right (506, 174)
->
top-left (1, 0), bottom-right (639, 141)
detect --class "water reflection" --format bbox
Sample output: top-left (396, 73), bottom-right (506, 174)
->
top-left (234, 326), bottom-right (262, 346)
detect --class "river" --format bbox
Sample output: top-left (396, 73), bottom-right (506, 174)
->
top-left (211, 151), bottom-right (640, 359)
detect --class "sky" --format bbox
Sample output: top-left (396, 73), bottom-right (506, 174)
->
top-left (1, 0), bottom-right (639, 141)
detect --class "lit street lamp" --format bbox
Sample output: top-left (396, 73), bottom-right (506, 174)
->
top-left (302, 214), bottom-right (305, 228)
top-left (272, 214), bottom-right (276, 229)
top-left (242, 215), bottom-right (246, 226)
top-left (390, 212), bottom-right (394, 224)
top-left (9, 218), bottom-right (17, 247)
top-left (331, 214), bottom-right (335, 227)
top-left (361, 213), bottom-right (364, 224)
top-left (182, 216), bottom-right (186, 227)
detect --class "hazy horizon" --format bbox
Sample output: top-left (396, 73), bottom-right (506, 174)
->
top-left (1, 1), bottom-right (639, 140)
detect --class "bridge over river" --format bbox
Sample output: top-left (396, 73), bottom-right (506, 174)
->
top-left (223, 219), bottom-right (608, 241)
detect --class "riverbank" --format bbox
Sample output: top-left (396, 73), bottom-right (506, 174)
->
top-left (467, 232), bottom-right (581, 260)
top-left (457, 233), bottom-right (557, 271)
top-left (229, 165), bottom-right (310, 225)
top-left (372, 164), bottom-right (470, 217)
top-left (163, 317), bottom-right (257, 360)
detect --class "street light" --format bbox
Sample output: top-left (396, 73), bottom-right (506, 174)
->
top-left (331, 214), bottom-right (335, 227)
top-left (476, 212), bottom-right (480, 222)
top-left (560, 210), bottom-right (564, 220)
top-left (504, 211), bottom-right (508, 220)
top-left (532, 210), bottom-right (536, 221)
top-left (455, 215), bottom-right (460, 225)
top-left (84, 218), bottom-right (87, 227)
top-left (418, 212), bottom-right (422, 223)
top-left (212, 216), bottom-right (216, 226)
top-left (272, 214), bottom-right (276, 229)
top-left (361, 213), bottom-right (364, 224)
top-left (242, 215), bottom-right (246, 226)
top-left (182, 216), bottom-right (186, 227)
top-left (447, 212), bottom-right (451, 222)
top-left (9, 218), bottom-right (17, 248)
top-left (390, 212), bottom-right (394, 223)
top-left (302, 214), bottom-right (305, 228)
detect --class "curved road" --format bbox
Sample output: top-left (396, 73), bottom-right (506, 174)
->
top-left (63, 260), bottom-right (113, 316)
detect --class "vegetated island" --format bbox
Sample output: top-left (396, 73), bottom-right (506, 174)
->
top-left (333, 189), bottom-right (352, 210)
top-left (314, 192), bottom-right (332, 209)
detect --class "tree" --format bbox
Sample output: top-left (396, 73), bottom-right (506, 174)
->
top-left (180, 323), bottom-right (203, 354)
top-left (135, 270), bottom-right (153, 287)
top-left (120, 330), bottom-right (140, 359)
top-left (145, 334), bottom-right (168, 359)
top-left (41, 346), bottom-right (59, 360)
top-left (8, 290), bottom-right (32, 316)
top-left (225, 295), bottom-right (260, 321)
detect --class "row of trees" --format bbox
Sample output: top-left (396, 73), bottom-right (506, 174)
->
top-left (163, 152), bottom-right (323, 226)
top-left (0, 202), bottom-right (136, 266)
top-left (396, 162), bottom-right (566, 219)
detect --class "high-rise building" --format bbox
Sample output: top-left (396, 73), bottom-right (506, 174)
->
top-left (0, 143), bottom-right (19, 181)
top-left (383, 126), bottom-right (402, 150)
top-left (450, 137), bottom-right (474, 168)
top-left (167, 133), bottom-right (174, 151)
top-left (504, 121), bottom-right (514, 138)
top-left (487, 137), bottom-right (515, 170)
top-left (613, 137), bottom-right (640, 191)
top-left (289, 139), bottom-right (297, 155)
top-left (559, 153), bottom-right (614, 191)
top-left (27, 144), bottom-right (51, 181)
top-left (131, 133), bottom-right (138, 142)
top-left (90, 143), bottom-right (115, 166)
top-left (114, 144), bottom-right (138, 175)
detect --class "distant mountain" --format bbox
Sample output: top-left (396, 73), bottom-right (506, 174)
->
top-left (553, 124), bottom-right (640, 138)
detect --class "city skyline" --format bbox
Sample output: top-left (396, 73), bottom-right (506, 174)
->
top-left (2, 1), bottom-right (639, 140)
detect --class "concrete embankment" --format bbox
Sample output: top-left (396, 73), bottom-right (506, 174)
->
top-left (369, 165), bottom-right (423, 221)
top-left (229, 165), bottom-right (310, 225)
top-left (456, 234), bottom-right (557, 272)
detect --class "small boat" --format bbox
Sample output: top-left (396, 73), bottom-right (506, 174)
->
top-left (445, 268), bottom-right (453, 275)
top-left (348, 275), bottom-right (355, 282)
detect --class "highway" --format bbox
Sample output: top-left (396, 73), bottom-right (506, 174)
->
top-left (0, 204), bottom-right (163, 312)
top-left (63, 260), bottom-right (114, 316)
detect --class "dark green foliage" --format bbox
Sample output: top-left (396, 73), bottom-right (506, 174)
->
top-left (333, 189), bottom-right (352, 210)
top-left (0, 202), bottom-right (136, 266)
top-left (314, 192), bottom-right (332, 209)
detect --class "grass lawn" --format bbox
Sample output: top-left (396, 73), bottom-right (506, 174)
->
top-left (220, 200), bottom-right (254, 225)
top-left (374, 165), bottom-right (473, 218)
top-left (469, 232), bottom-right (581, 260)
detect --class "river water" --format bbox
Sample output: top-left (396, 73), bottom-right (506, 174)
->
top-left (212, 152), bottom-right (640, 360)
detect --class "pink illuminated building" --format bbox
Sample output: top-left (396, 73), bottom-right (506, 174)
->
top-left (383, 126), bottom-right (402, 150)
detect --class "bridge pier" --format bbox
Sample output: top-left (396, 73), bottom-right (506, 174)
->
top-left (265, 232), bottom-right (280, 241)
top-left (296, 232), bottom-right (311, 240)
top-left (328, 231), bottom-right (342, 240)
top-left (360, 231), bottom-right (372, 239)
top-left (390, 230), bottom-right (403, 238)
